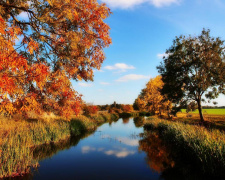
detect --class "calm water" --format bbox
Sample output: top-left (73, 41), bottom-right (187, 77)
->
top-left (17, 117), bottom-right (178, 180)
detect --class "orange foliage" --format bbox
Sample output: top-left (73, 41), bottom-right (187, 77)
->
top-left (0, 0), bottom-right (111, 118)
top-left (137, 76), bottom-right (171, 115)
top-left (83, 105), bottom-right (99, 115)
top-left (121, 104), bottom-right (133, 113)
top-left (139, 133), bottom-right (175, 173)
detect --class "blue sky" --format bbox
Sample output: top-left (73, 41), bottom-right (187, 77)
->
top-left (72, 0), bottom-right (225, 105)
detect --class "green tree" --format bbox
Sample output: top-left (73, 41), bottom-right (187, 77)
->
top-left (186, 101), bottom-right (197, 113)
top-left (157, 29), bottom-right (225, 122)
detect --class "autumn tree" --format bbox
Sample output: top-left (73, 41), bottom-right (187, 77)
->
top-left (157, 29), bottom-right (225, 122)
top-left (133, 98), bottom-right (141, 111)
top-left (136, 76), bottom-right (171, 115)
top-left (121, 104), bottom-right (133, 113)
top-left (83, 104), bottom-right (98, 115)
top-left (0, 0), bottom-right (111, 117)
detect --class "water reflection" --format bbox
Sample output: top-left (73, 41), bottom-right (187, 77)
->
top-left (122, 117), bottom-right (130, 124)
top-left (32, 132), bottom-right (94, 161)
top-left (139, 132), bottom-right (175, 173)
top-left (139, 131), bottom-right (211, 180)
top-left (10, 118), bottom-right (165, 180)
top-left (104, 147), bottom-right (135, 158)
top-left (133, 116), bottom-right (145, 127)
top-left (80, 145), bottom-right (136, 158)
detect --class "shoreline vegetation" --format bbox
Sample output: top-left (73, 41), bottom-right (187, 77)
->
top-left (143, 116), bottom-right (225, 178)
top-left (1, 109), bottom-right (225, 178)
top-left (0, 113), bottom-right (119, 178)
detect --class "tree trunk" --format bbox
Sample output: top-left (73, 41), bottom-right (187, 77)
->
top-left (197, 98), bottom-right (204, 122)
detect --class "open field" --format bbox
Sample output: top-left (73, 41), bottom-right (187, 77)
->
top-left (181, 109), bottom-right (225, 115)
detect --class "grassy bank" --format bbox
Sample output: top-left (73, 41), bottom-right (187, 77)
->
top-left (144, 117), bottom-right (225, 178)
top-left (0, 113), bottom-right (119, 178)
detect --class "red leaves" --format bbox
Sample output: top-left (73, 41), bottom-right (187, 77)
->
top-left (0, 0), bottom-right (112, 118)
top-left (121, 105), bottom-right (133, 113)
top-left (83, 105), bottom-right (99, 115)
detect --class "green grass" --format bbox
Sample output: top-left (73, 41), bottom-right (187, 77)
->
top-left (181, 109), bottom-right (225, 115)
top-left (144, 117), bottom-right (225, 178)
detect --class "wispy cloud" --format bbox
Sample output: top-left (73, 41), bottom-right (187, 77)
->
top-left (104, 148), bottom-right (135, 158)
top-left (93, 69), bottom-right (104, 73)
top-left (78, 82), bottom-right (93, 87)
top-left (81, 146), bottom-right (104, 154)
top-left (115, 74), bottom-right (150, 82)
top-left (81, 146), bottom-right (96, 154)
top-left (101, 0), bottom-right (180, 9)
top-left (157, 53), bottom-right (172, 59)
top-left (100, 81), bottom-right (110, 85)
top-left (104, 63), bottom-right (135, 72)
top-left (117, 137), bottom-right (139, 146)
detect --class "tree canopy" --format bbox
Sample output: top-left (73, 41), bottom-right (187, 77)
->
top-left (134, 76), bottom-right (171, 116)
top-left (157, 29), bottom-right (225, 122)
top-left (0, 0), bottom-right (111, 117)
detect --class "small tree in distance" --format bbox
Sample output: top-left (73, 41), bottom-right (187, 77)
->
top-left (157, 29), bottom-right (225, 122)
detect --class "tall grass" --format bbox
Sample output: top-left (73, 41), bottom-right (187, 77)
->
top-left (0, 113), bottom-right (119, 178)
top-left (144, 117), bottom-right (225, 177)
top-left (0, 118), bottom-right (70, 178)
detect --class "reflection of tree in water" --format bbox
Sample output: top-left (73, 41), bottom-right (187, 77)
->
top-left (122, 117), bottom-right (130, 124)
top-left (32, 132), bottom-right (94, 161)
top-left (133, 116), bottom-right (144, 128)
top-left (139, 132), bottom-right (211, 180)
top-left (139, 132), bottom-right (175, 173)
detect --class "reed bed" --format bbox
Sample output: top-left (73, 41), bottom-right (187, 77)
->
top-left (144, 117), bottom-right (225, 177)
top-left (0, 113), bottom-right (119, 178)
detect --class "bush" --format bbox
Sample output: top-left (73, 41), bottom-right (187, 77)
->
top-left (83, 105), bottom-right (98, 115)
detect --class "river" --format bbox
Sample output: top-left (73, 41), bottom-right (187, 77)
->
top-left (20, 117), bottom-right (174, 180)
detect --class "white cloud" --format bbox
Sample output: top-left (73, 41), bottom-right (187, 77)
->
top-left (81, 146), bottom-right (96, 154)
top-left (104, 148), bottom-right (135, 158)
top-left (100, 81), bottom-right (110, 85)
top-left (115, 74), bottom-right (150, 82)
top-left (93, 69), bottom-right (104, 73)
top-left (78, 82), bottom-right (93, 87)
top-left (157, 53), bottom-right (172, 59)
top-left (81, 146), bottom-right (136, 158)
top-left (101, 0), bottom-right (180, 9)
top-left (81, 146), bottom-right (105, 154)
top-left (117, 137), bottom-right (139, 146)
top-left (104, 63), bottom-right (135, 72)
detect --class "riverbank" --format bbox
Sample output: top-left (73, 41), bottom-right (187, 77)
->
top-left (143, 117), bottom-right (225, 178)
top-left (0, 113), bottom-right (119, 178)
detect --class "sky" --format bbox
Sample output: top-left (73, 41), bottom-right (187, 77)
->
top-left (72, 0), bottom-right (225, 106)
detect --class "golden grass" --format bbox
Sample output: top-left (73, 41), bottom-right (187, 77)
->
top-left (0, 112), bottom-right (119, 178)
top-left (144, 117), bottom-right (225, 177)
